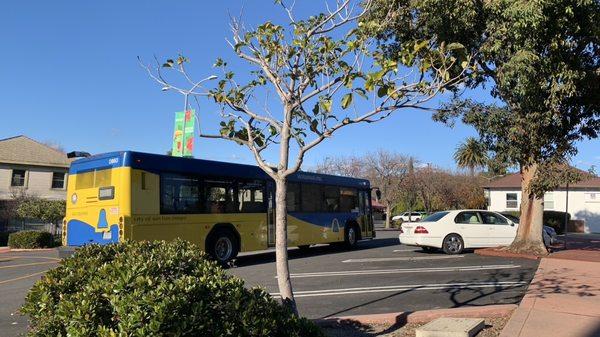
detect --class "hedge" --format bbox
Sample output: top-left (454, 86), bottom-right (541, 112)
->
top-left (8, 231), bottom-right (54, 249)
top-left (544, 211), bottom-right (570, 234)
top-left (0, 231), bottom-right (9, 246)
top-left (21, 240), bottom-right (324, 337)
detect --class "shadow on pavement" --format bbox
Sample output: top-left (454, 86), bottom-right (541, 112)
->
top-left (232, 237), bottom-right (402, 267)
top-left (318, 268), bottom-right (535, 321)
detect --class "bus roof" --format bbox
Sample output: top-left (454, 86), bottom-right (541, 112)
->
top-left (69, 151), bottom-right (370, 189)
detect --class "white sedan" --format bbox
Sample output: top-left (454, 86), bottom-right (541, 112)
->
top-left (392, 212), bottom-right (426, 222)
top-left (398, 210), bottom-right (520, 254)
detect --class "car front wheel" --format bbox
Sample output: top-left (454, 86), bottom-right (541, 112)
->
top-left (442, 234), bottom-right (464, 255)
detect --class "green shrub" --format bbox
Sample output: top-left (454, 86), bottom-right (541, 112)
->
top-left (8, 231), bottom-right (54, 249)
top-left (544, 211), bottom-right (570, 234)
top-left (21, 240), bottom-right (323, 337)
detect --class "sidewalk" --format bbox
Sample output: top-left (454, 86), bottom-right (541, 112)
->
top-left (500, 238), bottom-right (600, 337)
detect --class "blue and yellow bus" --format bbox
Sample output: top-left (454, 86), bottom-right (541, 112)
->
top-left (63, 151), bottom-right (375, 262)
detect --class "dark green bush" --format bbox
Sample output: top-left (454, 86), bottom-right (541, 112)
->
top-left (8, 231), bottom-right (54, 249)
top-left (21, 240), bottom-right (323, 337)
top-left (544, 211), bottom-right (570, 234)
top-left (0, 231), bottom-right (10, 246)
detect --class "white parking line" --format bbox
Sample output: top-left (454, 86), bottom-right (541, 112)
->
top-left (282, 264), bottom-right (521, 278)
top-left (270, 281), bottom-right (528, 298)
top-left (342, 255), bottom-right (465, 263)
top-left (392, 249), bottom-right (417, 252)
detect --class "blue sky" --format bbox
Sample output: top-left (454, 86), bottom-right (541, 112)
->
top-left (1, 1), bottom-right (598, 171)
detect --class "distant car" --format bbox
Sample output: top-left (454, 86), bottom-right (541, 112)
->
top-left (392, 212), bottom-right (427, 223)
top-left (399, 210), bottom-right (524, 254)
top-left (500, 212), bottom-right (558, 248)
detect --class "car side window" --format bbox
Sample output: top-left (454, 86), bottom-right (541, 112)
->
top-left (481, 212), bottom-right (509, 225)
top-left (454, 212), bottom-right (482, 224)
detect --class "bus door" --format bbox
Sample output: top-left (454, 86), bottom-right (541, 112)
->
top-left (358, 190), bottom-right (372, 238)
top-left (266, 181), bottom-right (276, 247)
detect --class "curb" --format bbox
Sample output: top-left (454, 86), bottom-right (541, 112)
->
top-left (315, 304), bottom-right (517, 327)
top-left (0, 248), bottom-right (58, 253)
top-left (9, 248), bottom-right (56, 252)
top-left (474, 247), bottom-right (543, 260)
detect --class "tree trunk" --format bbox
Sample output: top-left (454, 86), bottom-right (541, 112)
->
top-left (274, 177), bottom-right (298, 315)
top-left (506, 163), bottom-right (548, 255)
top-left (385, 202), bottom-right (391, 229)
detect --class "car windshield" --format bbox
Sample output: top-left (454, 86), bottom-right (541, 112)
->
top-left (420, 211), bottom-right (449, 222)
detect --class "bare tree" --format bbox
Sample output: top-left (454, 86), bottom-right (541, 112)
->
top-left (141, 0), bottom-right (472, 314)
top-left (363, 151), bottom-right (410, 228)
top-left (314, 155), bottom-right (365, 178)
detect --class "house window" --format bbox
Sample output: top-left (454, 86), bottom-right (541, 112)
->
top-left (544, 192), bottom-right (554, 210)
top-left (11, 169), bottom-right (26, 187)
top-left (506, 193), bottom-right (518, 209)
top-left (51, 172), bottom-right (65, 189)
top-left (585, 192), bottom-right (600, 202)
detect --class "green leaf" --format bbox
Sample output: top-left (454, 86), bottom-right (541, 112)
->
top-left (162, 59), bottom-right (174, 68)
top-left (341, 93), bottom-right (353, 109)
top-left (414, 40), bottom-right (429, 52)
top-left (354, 88), bottom-right (368, 99)
top-left (377, 85), bottom-right (388, 98)
top-left (310, 119), bottom-right (318, 132)
top-left (320, 99), bottom-right (332, 113)
top-left (447, 42), bottom-right (465, 51)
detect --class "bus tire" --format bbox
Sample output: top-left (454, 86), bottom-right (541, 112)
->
top-left (344, 224), bottom-right (359, 249)
top-left (206, 228), bottom-right (239, 264)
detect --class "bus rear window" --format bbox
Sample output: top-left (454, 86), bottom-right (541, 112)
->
top-left (75, 169), bottom-right (113, 189)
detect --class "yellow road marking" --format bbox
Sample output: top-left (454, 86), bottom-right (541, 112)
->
top-left (0, 261), bottom-right (58, 269)
top-left (0, 271), bottom-right (48, 285)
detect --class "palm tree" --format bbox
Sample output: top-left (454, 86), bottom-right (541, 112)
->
top-left (454, 137), bottom-right (488, 175)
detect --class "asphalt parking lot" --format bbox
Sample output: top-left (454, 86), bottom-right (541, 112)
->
top-left (0, 250), bottom-right (60, 337)
top-left (231, 230), bottom-right (539, 318)
top-left (0, 229), bottom-right (539, 336)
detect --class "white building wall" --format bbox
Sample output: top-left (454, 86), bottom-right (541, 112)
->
top-left (488, 188), bottom-right (600, 233)
top-left (0, 164), bottom-right (67, 201)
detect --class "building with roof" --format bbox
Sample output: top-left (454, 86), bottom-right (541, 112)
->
top-left (0, 135), bottom-right (73, 201)
top-left (483, 173), bottom-right (600, 233)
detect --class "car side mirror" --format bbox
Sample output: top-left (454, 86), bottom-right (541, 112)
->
top-left (510, 221), bottom-right (515, 227)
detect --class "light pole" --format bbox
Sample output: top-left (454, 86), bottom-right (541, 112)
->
top-left (181, 75), bottom-right (218, 157)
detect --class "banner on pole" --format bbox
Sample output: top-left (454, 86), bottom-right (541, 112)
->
top-left (171, 109), bottom-right (195, 157)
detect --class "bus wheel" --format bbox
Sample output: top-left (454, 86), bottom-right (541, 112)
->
top-left (344, 224), bottom-right (359, 249)
top-left (208, 229), bottom-right (239, 264)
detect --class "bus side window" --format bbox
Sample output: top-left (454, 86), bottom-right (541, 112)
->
top-left (160, 173), bottom-right (201, 214)
top-left (238, 180), bottom-right (266, 213)
top-left (286, 183), bottom-right (301, 212)
top-left (324, 185), bottom-right (340, 212)
top-left (301, 184), bottom-right (324, 212)
top-left (205, 179), bottom-right (236, 214)
top-left (340, 188), bottom-right (358, 213)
